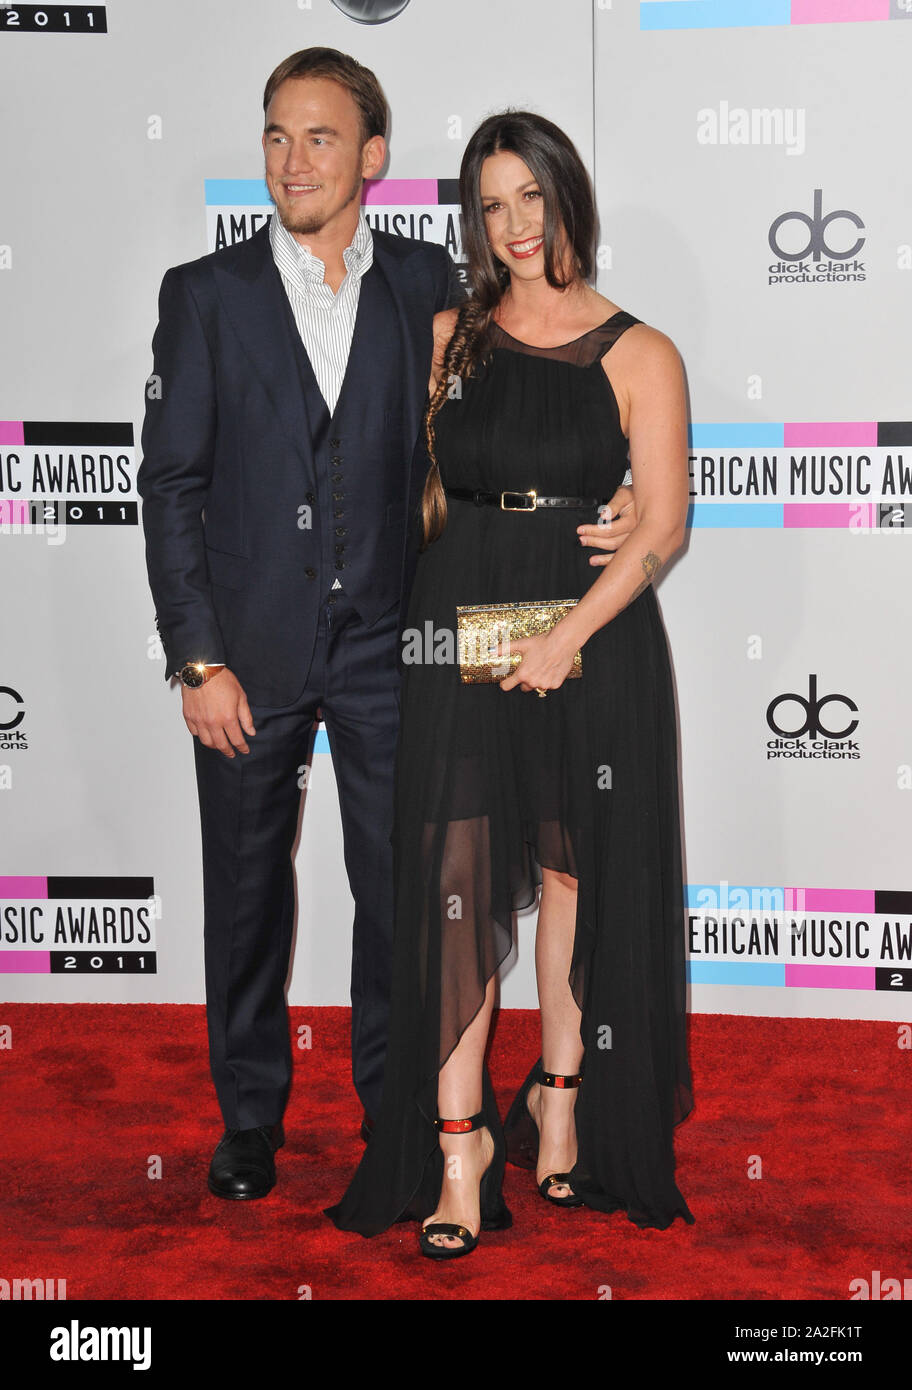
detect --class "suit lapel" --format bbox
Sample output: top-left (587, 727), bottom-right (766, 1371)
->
top-left (212, 226), bottom-right (316, 474)
top-left (331, 262), bottom-right (393, 426)
top-left (368, 237), bottom-right (428, 451)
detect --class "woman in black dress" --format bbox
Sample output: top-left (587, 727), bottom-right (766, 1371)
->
top-left (327, 110), bottom-right (693, 1257)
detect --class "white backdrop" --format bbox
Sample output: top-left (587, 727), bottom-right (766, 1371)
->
top-left (1, 0), bottom-right (910, 1025)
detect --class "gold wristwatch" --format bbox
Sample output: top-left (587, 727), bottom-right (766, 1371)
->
top-left (178, 661), bottom-right (225, 689)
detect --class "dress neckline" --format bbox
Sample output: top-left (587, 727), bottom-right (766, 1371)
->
top-left (491, 310), bottom-right (625, 351)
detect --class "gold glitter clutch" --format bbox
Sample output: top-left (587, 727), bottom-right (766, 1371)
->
top-left (455, 599), bottom-right (582, 684)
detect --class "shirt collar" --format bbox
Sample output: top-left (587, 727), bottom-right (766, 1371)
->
top-left (269, 208), bottom-right (373, 288)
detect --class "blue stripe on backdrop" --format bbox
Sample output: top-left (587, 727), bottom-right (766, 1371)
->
top-left (640, 1), bottom-right (791, 30)
top-left (689, 423), bottom-right (785, 447)
top-left (687, 503), bottom-right (784, 527)
top-left (205, 178), bottom-right (270, 205)
top-left (686, 884), bottom-right (785, 907)
top-left (687, 960), bottom-right (787, 985)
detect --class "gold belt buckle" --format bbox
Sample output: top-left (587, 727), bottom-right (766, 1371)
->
top-left (500, 489), bottom-right (537, 511)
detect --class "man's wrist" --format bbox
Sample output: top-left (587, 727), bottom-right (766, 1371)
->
top-left (177, 661), bottom-right (226, 689)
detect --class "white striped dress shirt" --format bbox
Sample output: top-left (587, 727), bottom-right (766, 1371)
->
top-left (269, 208), bottom-right (374, 415)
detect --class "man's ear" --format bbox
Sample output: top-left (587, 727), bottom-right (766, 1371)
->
top-left (361, 135), bottom-right (386, 181)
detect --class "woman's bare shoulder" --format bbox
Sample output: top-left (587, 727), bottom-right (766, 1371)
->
top-left (616, 320), bottom-right (679, 358)
top-left (601, 321), bottom-right (682, 384)
top-left (599, 321), bottom-right (684, 435)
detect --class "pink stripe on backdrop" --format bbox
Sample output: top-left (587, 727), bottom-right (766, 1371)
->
top-left (798, 888), bottom-right (876, 911)
top-left (0, 876), bottom-right (49, 897)
top-left (783, 503), bottom-right (868, 528)
top-left (0, 500), bottom-right (29, 525)
top-left (0, 952), bottom-right (50, 974)
top-left (785, 964), bottom-right (875, 990)
top-left (0, 421), bottom-right (24, 445)
top-left (362, 179), bottom-right (439, 206)
top-left (791, 0), bottom-right (888, 21)
top-left (783, 422), bottom-right (877, 445)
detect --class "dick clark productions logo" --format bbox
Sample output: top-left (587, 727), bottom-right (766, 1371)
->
top-left (766, 674), bottom-right (860, 761)
top-left (0, 686), bottom-right (27, 751)
top-left (768, 190), bottom-right (866, 286)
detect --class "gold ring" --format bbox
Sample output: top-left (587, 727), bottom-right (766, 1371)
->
top-left (535, 687), bottom-right (548, 698)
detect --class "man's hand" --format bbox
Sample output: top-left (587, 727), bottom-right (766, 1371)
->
top-left (576, 481), bottom-right (637, 566)
top-left (181, 667), bottom-right (256, 758)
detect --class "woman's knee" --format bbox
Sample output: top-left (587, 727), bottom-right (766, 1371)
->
top-left (541, 865), bottom-right (578, 896)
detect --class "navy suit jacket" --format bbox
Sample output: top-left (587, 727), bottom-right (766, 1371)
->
top-left (138, 220), bottom-right (462, 706)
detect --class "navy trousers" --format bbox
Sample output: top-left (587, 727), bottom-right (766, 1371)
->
top-left (193, 591), bottom-right (400, 1130)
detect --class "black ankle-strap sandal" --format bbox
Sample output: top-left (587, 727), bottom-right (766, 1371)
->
top-left (536, 1070), bottom-right (584, 1207)
top-left (504, 1063), bottom-right (585, 1208)
top-left (419, 1111), bottom-right (511, 1260)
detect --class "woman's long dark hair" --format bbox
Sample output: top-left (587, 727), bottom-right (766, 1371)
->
top-left (421, 111), bottom-right (597, 545)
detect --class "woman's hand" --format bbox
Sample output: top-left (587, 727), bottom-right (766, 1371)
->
top-left (577, 481), bottom-right (636, 565)
top-left (497, 629), bottom-right (579, 695)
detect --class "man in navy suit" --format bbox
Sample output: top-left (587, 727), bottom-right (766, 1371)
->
top-left (138, 47), bottom-right (466, 1199)
top-left (139, 47), bottom-right (634, 1200)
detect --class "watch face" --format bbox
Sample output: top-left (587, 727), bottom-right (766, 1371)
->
top-left (181, 664), bottom-right (205, 689)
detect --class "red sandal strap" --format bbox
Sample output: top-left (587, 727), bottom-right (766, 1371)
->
top-left (435, 1111), bottom-right (485, 1133)
top-left (540, 1070), bottom-right (583, 1089)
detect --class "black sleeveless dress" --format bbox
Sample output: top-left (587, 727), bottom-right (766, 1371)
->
top-left (326, 312), bottom-right (694, 1233)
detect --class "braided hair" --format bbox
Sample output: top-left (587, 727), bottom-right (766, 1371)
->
top-left (421, 297), bottom-right (498, 546)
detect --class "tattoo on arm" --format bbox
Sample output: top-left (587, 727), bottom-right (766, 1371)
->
top-left (623, 550), bottom-right (662, 609)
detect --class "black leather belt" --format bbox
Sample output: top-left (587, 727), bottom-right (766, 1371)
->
top-left (445, 487), bottom-right (609, 512)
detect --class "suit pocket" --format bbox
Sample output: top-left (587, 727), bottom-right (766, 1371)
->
top-left (205, 544), bottom-right (249, 590)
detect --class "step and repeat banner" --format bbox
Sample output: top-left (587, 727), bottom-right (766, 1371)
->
top-left (1, 0), bottom-right (910, 1023)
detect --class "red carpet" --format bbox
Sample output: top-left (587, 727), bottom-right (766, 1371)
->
top-left (1, 1004), bottom-right (909, 1301)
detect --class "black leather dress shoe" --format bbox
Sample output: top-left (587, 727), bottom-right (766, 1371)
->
top-left (360, 1113), bottom-right (374, 1143)
top-left (207, 1123), bottom-right (285, 1200)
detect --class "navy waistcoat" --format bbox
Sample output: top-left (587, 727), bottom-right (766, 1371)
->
top-left (279, 262), bottom-right (408, 626)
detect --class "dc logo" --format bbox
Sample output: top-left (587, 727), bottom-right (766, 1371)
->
top-left (768, 189), bottom-right (865, 263)
top-left (0, 686), bottom-right (25, 732)
top-left (766, 674), bottom-right (858, 740)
